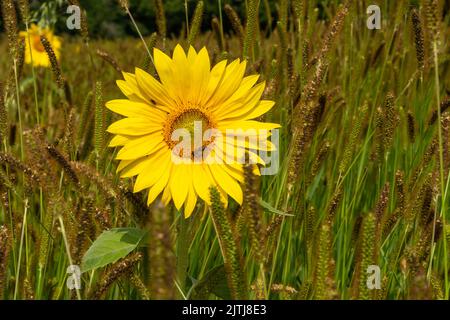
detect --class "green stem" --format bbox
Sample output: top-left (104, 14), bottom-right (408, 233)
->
top-left (432, 40), bottom-right (448, 298)
top-left (14, 199), bottom-right (27, 300)
top-left (58, 216), bottom-right (81, 300)
top-left (176, 213), bottom-right (189, 298)
top-left (125, 6), bottom-right (154, 65)
top-left (25, 21), bottom-right (40, 125)
top-left (12, 58), bottom-right (23, 161)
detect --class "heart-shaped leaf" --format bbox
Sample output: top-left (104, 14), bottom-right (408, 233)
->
top-left (81, 228), bottom-right (147, 273)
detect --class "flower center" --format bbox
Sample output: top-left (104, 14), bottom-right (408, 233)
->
top-left (164, 108), bottom-right (216, 160)
top-left (33, 36), bottom-right (45, 52)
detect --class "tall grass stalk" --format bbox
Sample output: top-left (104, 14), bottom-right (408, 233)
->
top-left (432, 40), bottom-right (448, 298)
top-left (58, 215), bottom-right (81, 300)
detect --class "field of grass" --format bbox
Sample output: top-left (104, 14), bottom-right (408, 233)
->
top-left (0, 0), bottom-right (449, 300)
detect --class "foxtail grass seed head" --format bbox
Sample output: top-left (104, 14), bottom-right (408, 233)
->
top-left (0, 83), bottom-right (7, 142)
top-left (211, 17), bottom-right (224, 51)
top-left (340, 103), bottom-right (368, 174)
top-left (318, 2), bottom-right (350, 61)
top-left (442, 114), bottom-right (450, 174)
top-left (430, 273), bottom-right (444, 300)
top-left (278, 0), bottom-right (288, 30)
top-left (357, 212), bottom-right (377, 300)
top-left (382, 92), bottom-right (396, 148)
top-left (326, 187), bottom-right (343, 222)
top-left (313, 222), bottom-right (334, 299)
top-left (224, 4), bottom-right (244, 47)
top-left (292, 0), bottom-right (304, 26)
top-left (118, 0), bottom-right (129, 11)
top-left (96, 49), bottom-right (122, 74)
top-left (411, 9), bottom-right (425, 70)
top-left (310, 141), bottom-right (330, 180)
top-left (46, 144), bottom-right (79, 186)
top-left (243, 0), bottom-right (259, 60)
top-left (92, 252), bottom-right (142, 299)
top-left (188, 1), bottom-right (204, 45)
top-left (18, 0), bottom-right (29, 23)
top-left (154, 0), bottom-right (167, 38)
top-left (298, 280), bottom-right (312, 299)
top-left (375, 182), bottom-right (390, 223)
top-left (375, 92), bottom-right (397, 159)
top-left (418, 179), bottom-right (433, 227)
top-left (38, 196), bottom-right (56, 268)
top-left (428, 98), bottom-right (450, 126)
top-left (407, 111), bottom-right (416, 143)
top-left (395, 170), bottom-right (405, 212)
top-left (287, 48), bottom-right (298, 99)
top-left (210, 186), bottom-right (248, 300)
top-left (305, 206), bottom-right (316, 249)
top-left (243, 164), bottom-right (264, 262)
top-left (63, 108), bottom-right (76, 158)
top-left (424, 0), bottom-right (440, 43)
top-left (94, 81), bottom-right (105, 155)
top-left (68, 0), bottom-right (89, 41)
top-left (77, 90), bottom-right (94, 146)
top-left (0, 226), bottom-right (10, 299)
top-left (1, 0), bottom-right (18, 56)
top-left (40, 35), bottom-right (64, 87)
top-left (130, 273), bottom-right (151, 300)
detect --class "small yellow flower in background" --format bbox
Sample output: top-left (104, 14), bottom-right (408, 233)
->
top-left (107, 45), bottom-right (280, 217)
top-left (19, 24), bottom-right (61, 68)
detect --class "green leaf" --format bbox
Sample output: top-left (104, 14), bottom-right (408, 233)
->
top-left (81, 228), bottom-right (147, 273)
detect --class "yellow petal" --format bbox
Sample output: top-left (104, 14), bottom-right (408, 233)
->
top-left (242, 100), bottom-right (275, 120)
top-left (215, 82), bottom-right (265, 120)
top-left (206, 59), bottom-right (246, 108)
top-left (200, 60), bottom-right (227, 105)
top-left (213, 75), bottom-right (259, 113)
top-left (189, 47), bottom-right (211, 104)
top-left (153, 48), bottom-right (181, 103)
top-left (187, 46), bottom-right (198, 63)
top-left (161, 183), bottom-right (172, 205)
top-left (107, 118), bottom-right (162, 136)
top-left (116, 72), bottom-right (150, 104)
top-left (184, 182), bottom-right (197, 218)
top-left (134, 149), bottom-right (171, 192)
top-left (120, 157), bottom-right (152, 178)
top-left (109, 135), bottom-right (131, 147)
top-left (209, 164), bottom-right (243, 204)
top-left (117, 159), bottom-right (134, 173)
top-left (192, 164), bottom-right (214, 204)
top-left (147, 162), bottom-right (172, 205)
top-left (223, 163), bottom-right (244, 182)
top-left (116, 133), bottom-right (164, 160)
top-left (170, 164), bottom-right (190, 210)
top-left (106, 99), bottom-right (167, 121)
top-left (135, 67), bottom-right (175, 111)
top-left (218, 120), bottom-right (281, 132)
top-left (171, 45), bottom-right (190, 99)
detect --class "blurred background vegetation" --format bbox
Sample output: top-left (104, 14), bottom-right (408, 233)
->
top-left (0, 0), bottom-right (273, 38)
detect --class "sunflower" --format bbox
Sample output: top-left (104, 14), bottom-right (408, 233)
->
top-left (19, 24), bottom-right (61, 68)
top-left (107, 45), bottom-right (280, 217)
